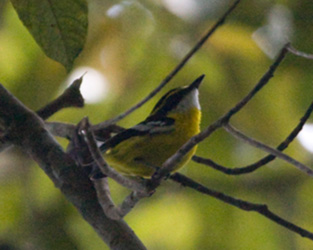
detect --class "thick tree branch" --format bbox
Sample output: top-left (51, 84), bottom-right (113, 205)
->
top-left (0, 84), bottom-right (146, 250)
top-left (170, 173), bottom-right (313, 240)
top-left (0, 76), bottom-right (84, 151)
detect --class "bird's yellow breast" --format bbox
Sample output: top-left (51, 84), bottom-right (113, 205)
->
top-left (104, 107), bottom-right (201, 177)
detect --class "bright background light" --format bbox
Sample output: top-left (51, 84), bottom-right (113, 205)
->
top-left (161, 0), bottom-right (200, 21)
top-left (252, 4), bottom-right (293, 58)
top-left (65, 67), bottom-right (110, 104)
top-left (297, 123), bottom-right (313, 153)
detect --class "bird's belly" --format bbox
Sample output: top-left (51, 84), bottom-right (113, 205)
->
top-left (105, 108), bottom-right (200, 177)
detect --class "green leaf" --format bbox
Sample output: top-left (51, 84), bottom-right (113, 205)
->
top-left (10, 0), bottom-right (88, 71)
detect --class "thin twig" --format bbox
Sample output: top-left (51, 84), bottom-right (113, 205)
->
top-left (118, 191), bottom-right (149, 217)
top-left (94, 177), bottom-right (149, 220)
top-left (45, 122), bottom-right (76, 139)
top-left (170, 173), bottom-right (313, 240)
top-left (93, 177), bottom-right (124, 220)
top-left (224, 124), bottom-right (313, 177)
top-left (151, 44), bottom-right (290, 185)
top-left (287, 45), bottom-right (313, 60)
top-left (93, 0), bottom-right (241, 130)
top-left (78, 117), bottom-right (146, 192)
top-left (193, 101), bottom-right (313, 175)
top-left (79, 118), bottom-right (150, 218)
top-left (45, 122), bottom-right (125, 141)
top-left (93, 177), bottom-right (147, 220)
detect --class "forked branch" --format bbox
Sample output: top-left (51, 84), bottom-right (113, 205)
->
top-left (0, 84), bottom-right (146, 249)
top-left (193, 101), bottom-right (313, 175)
top-left (151, 43), bottom-right (290, 185)
top-left (224, 124), bottom-right (313, 177)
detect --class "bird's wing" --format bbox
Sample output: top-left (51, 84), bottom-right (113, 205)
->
top-left (100, 116), bottom-right (175, 152)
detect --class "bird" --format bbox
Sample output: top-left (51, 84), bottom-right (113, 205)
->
top-left (99, 75), bottom-right (204, 178)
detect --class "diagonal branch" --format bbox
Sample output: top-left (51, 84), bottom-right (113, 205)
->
top-left (93, 176), bottom-right (149, 220)
top-left (287, 45), bottom-right (313, 60)
top-left (78, 117), bottom-right (147, 192)
top-left (36, 75), bottom-right (85, 119)
top-left (193, 101), bottom-right (313, 175)
top-left (0, 76), bottom-right (84, 151)
top-left (224, 123), bottom-right (313, 177)
top-left (170, 173), bottom-right (313, 240)
top-left (77, 118), bottom-right (150, 219)
top-left (45, 121), bottom-right (76, 139)
top-left (93, 0), bottom-right (241, 130)
top-left (150, 43), bottom-right (290, 186)
top-left (0, 84), bottom-right (147, 250)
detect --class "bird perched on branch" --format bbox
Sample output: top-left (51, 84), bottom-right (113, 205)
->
top-left (99, 75), bottom-right (204, 177)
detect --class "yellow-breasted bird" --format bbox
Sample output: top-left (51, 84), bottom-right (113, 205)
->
top-left (100, 75), bottom-right (204, 177)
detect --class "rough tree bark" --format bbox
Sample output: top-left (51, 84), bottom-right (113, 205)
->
top-left (0, 85), bottom-right (146, 250)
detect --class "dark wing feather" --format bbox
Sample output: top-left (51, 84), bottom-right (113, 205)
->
top-left (100, 116), bottom-right (175, 152)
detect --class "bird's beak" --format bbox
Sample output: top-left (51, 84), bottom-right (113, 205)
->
top-left (189, 74), bottom-right (205, 89)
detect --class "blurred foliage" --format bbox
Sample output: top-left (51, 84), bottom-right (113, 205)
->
top-left (1, 0), bottom-right (313, 249)
top-left (10, 0), bottom-right (88, 71)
